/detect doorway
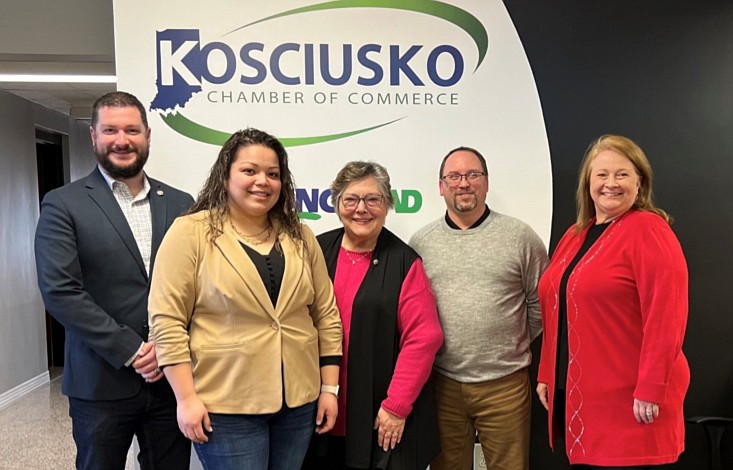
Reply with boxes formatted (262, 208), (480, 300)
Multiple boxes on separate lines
(36, 128), (66, 368)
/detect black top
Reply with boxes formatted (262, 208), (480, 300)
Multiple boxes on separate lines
(556, 222), (611, 390)
(240, 243), (284, 308)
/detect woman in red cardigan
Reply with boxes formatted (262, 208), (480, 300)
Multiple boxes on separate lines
(536, 135), (689, 469)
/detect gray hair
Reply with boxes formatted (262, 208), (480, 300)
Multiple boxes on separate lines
(330, 161), (395, 210)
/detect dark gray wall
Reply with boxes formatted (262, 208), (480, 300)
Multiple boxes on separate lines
(0, 89), (95, 396)
(502, 1), (733, 468)
(0, 92), (46, 393)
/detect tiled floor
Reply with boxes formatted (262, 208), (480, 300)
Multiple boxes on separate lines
(0, 369), (134, 470)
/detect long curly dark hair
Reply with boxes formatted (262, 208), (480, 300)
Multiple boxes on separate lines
(188, 128), (302, 242)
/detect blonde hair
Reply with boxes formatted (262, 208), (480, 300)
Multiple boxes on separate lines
(575, 134), (671, 233)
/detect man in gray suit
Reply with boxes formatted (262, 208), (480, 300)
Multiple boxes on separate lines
(35, 91), (193, 469)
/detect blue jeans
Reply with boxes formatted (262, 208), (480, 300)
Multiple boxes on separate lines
(68, 381), (190, 470)
(194, 401), (317, 470)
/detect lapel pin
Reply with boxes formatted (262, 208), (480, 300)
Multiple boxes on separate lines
(157, 189), (164, 196)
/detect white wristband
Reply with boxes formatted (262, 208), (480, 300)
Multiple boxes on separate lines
(320, 384), (339, 397)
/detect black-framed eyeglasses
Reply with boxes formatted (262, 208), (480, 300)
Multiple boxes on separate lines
(441, 171), (486, 186)
(340, 194), (384, 209)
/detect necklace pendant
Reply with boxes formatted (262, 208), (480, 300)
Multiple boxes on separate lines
(344, 248), (371, 265)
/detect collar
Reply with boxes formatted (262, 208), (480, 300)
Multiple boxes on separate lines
(97, 164), (151, 198)
(445, 205), (491, 230)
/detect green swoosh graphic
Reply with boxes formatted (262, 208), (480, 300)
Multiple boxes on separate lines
(160, 112), (404, 147)
(299, 212), (322, 220)
(227, 0), (487, 72)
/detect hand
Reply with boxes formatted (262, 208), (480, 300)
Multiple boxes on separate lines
(177, 395), (212, 443)
(374, 407), (406, 451)
(132, 341), (164, 383)
(633, 398), (659, 424)
(536, 382), (549, 411)
(315, 391), (338, 434)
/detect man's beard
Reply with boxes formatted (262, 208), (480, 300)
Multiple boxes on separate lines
(96, 145), (149, 180)
(453, 192), (477, 212)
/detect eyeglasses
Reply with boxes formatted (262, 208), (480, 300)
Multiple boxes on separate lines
(440, 171), (486, 186)
(340, 194), (384, 209)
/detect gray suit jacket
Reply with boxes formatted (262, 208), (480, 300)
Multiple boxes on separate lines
(34, 167), (193, 400)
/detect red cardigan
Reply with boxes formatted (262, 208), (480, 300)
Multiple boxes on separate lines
(537, 210), (690, 466)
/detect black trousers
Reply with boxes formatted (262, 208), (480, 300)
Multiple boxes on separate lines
(573, 466), (655, 470)
(302, 434), (384, 470)
(303, 434), (349, 470)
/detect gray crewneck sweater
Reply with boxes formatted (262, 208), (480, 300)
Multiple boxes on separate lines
(410, 210), (548, 383)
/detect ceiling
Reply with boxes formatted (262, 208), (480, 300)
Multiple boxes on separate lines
(0, 56), (116, 120)
(0, 1), (116, 120)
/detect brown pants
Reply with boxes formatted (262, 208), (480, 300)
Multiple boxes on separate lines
(431, 369), (530, 470)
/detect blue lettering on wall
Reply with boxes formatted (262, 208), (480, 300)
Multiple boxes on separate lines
(154, 29), (466, 93)
(296, 188), (335, 213)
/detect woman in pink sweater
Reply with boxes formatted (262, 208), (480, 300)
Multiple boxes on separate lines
(303, 161), (443, 470)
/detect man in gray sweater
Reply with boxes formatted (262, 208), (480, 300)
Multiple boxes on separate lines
(410, 147), (548, 470)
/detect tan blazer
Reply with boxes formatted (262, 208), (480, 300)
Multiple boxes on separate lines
(149, 211), (342, 414)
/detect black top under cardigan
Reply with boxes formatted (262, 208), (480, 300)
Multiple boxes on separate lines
(317, 227), (441, 470)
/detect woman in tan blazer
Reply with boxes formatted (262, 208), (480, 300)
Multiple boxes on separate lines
(148, 128), (342, 470)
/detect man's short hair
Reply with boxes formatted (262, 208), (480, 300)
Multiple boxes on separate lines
(439, 146), (489, 178)
(91, 91), (148, 130)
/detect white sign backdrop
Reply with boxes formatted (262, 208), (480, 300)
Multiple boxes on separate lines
(113, 0), (552, 245)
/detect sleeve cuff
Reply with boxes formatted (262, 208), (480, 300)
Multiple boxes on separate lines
(381, 398), (410, 419)
(319, 355), (342, 367)
(124, 342), (145, 367)
(634, 381), (668, 403)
